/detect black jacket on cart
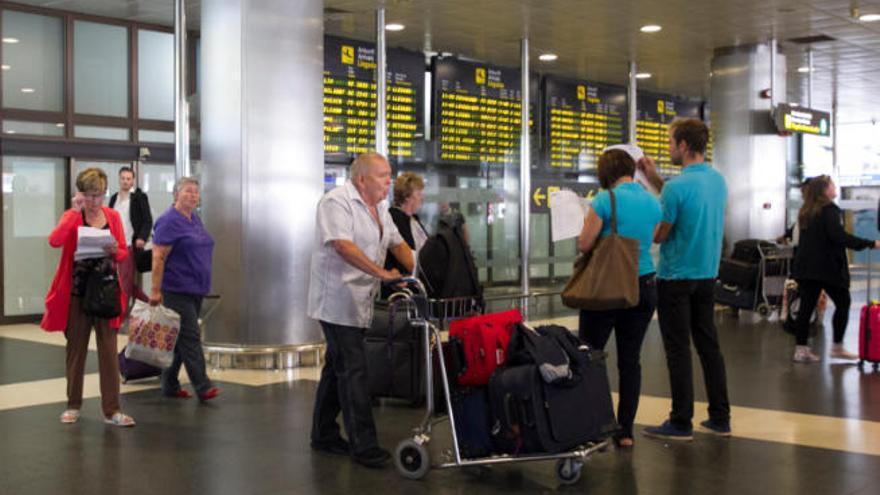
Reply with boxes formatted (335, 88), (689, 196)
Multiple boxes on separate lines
(792, 203), (873, 289)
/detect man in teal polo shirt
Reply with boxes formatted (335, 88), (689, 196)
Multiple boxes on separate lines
(638, 118), (731, 441)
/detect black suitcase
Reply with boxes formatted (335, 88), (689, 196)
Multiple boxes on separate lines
(718, 258), (759, 289)
(731, 239), (777, 263)
(489, 326), (616, 454)
(714, 280), (756, 309)
(365, 300), (425, 404)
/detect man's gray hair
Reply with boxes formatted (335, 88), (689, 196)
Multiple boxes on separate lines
(350, 152), (387, 180)
(173, 176), (200, 198)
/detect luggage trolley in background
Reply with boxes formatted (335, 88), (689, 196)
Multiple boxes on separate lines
(388, 277), (609, 485)
(716, 241), (793, 317)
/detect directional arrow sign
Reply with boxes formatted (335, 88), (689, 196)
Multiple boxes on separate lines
(532, 187), (546, 208)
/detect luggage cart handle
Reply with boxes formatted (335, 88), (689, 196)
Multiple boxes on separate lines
(383, 276), (427, 296)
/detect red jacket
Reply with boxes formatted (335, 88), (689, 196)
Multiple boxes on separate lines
(40, 207), (129, 332)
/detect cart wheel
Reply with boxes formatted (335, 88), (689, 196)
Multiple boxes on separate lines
(757, 304), (771, 318)
(874, 363), (879, 372)
(858, 360), (865, 370)
(555, 458), (583, 486)
(395, 439), (431, 480)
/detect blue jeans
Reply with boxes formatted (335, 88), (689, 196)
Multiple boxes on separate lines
(579, 274), (657, 438)
(657, 278), (730, 430)
(311, 320), (378, 456)
(160, 292), (213, 396)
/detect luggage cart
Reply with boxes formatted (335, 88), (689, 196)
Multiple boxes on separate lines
(716, 242), (793, 318)
(389, 278), (609, 485)
(754, 243), (794, 317)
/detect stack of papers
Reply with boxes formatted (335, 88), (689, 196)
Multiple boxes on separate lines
(74, 226), (115, 261)
(549, 189), (590, 242)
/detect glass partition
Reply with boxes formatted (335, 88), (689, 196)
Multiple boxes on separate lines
(2, 156), (65, 315)
(1, 10), (63, 112)
(138, 29), (174, 121)
(74, 20), (128, 117)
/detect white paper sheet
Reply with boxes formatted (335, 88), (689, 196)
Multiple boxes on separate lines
(74, 226), (115, 261)
(549, 189), (589, 242)
(603, 143), (659, 195)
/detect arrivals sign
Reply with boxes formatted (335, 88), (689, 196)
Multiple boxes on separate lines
(774, 103), (831, 137)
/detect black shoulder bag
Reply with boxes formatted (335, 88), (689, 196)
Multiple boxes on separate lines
(83, 260), (122, 319)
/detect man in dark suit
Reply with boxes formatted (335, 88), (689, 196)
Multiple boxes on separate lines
(109, 166), (152, 302)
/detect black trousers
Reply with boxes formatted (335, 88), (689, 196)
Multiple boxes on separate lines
(656, 278), (730, 430)
(311, 320), (378, 456)
(578, 274), (657, 438)
(792, 279), (851, 346)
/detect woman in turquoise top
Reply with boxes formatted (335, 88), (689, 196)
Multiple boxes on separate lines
(576, 149), (662, 447)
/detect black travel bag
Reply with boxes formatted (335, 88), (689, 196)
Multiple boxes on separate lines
(714, 280), (756, 309)
(365, 299), (425, 404)
(365, 299), (466, 405)
(718, 258), (759, 289)
(418, 216), (482, 302)
(488, 324), (617, 454)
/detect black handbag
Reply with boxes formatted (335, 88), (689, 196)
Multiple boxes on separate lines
(135, 248), (152, 273)
(83, 262), (122, 318)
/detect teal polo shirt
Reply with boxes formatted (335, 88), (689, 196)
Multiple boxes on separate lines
(657, 163), (728, 280)
(591, 182), (662, 276)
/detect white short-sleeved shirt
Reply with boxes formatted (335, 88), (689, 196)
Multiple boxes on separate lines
(307, 181), (404, 328)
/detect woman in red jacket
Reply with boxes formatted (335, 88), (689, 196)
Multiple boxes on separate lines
(41, 167), (134, 427)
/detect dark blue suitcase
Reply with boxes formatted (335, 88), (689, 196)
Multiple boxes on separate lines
(118, 349), (162, 383)
(449, 387), (494, 458)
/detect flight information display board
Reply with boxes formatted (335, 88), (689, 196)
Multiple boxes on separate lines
(636, 92), (703, 177)
(433, 57), (523, 165)
(323, 36), (424, 162)
(543, 76), (628, 171)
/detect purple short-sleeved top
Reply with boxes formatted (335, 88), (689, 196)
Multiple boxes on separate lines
(153, 207), (214, 296)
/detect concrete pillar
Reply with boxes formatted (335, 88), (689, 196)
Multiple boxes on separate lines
(201, 0), (324, 350)
(710, 43), (788, 245)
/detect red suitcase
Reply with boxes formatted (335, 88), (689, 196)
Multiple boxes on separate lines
(859, 252), (880, 370)
(449, 309), (522, 386)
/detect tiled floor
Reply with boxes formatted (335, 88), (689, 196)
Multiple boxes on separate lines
(1, 296), (879, 495)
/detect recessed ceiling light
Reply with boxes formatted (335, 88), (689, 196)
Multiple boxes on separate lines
(2, 37), (19, 44)
(1, 64), (9, 70)
(797, 66), (812, 73)
(20, 88), (35, 93)
(858, 13), (880, 22)
(635, 72), (652, 79)
(5, 130), (16, 134)
(640, 25), (662, 33)
(385, 23), (405, 31)
(55, 123), (65, 128)
(538, 53), (558, 62)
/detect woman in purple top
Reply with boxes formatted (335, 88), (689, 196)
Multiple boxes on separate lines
(150, 177), (219, 401)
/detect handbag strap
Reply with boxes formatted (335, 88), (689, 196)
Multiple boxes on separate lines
(608, 188), (619, 234)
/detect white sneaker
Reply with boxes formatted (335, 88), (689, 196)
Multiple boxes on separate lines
(792, 346), (821, 363)
(830, 344), (859, 360)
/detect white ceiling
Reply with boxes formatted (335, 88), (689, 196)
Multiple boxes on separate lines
(7, 0), (880, 124)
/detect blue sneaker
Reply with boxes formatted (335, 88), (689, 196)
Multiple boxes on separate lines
(699, 419), (732, 437)
(642, 420), (693, 441)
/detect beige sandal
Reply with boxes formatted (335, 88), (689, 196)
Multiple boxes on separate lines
(104, 412), (136, 427)
(60, 409), (80, 424)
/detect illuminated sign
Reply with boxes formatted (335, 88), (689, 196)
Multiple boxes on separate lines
(323, 36), (424, 161)
(636, 92), (703, 178)
(774, 103), (830, 136)
(433, 57), (528, 165)
(543, 76), (628, 171)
